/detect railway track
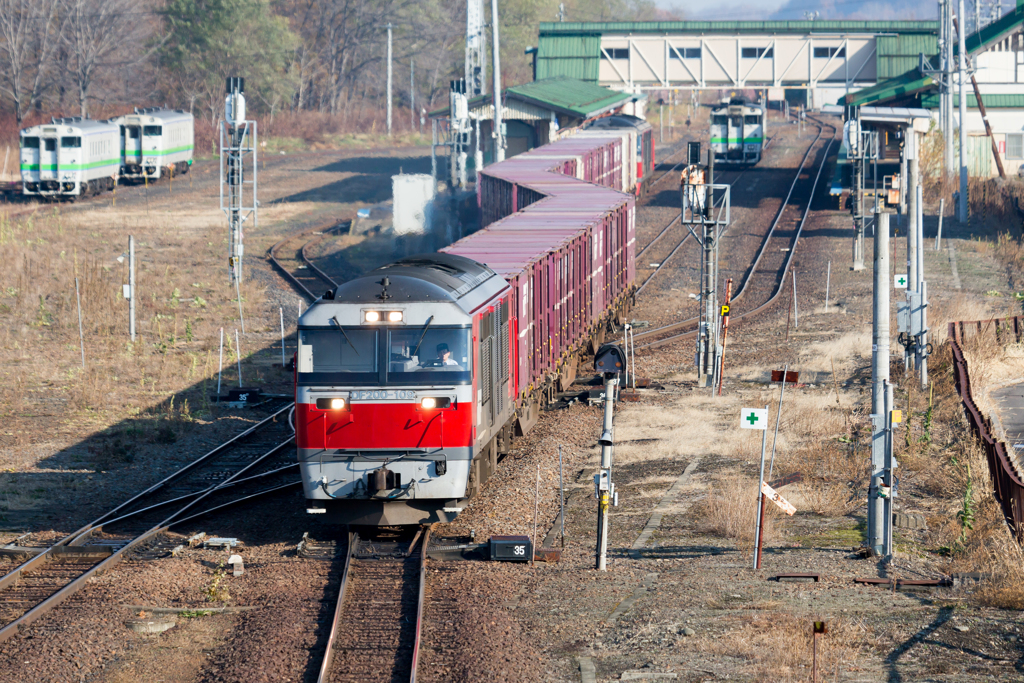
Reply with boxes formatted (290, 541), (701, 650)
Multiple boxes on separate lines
(268, 219), (350, 301)
(634, 118), (837, 350)
(0, 400), (300, 644)
(317, 527), (431, 683)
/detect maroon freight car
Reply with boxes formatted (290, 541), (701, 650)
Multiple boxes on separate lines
(444, 133), (636, 428)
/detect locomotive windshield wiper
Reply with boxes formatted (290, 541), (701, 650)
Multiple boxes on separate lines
(331, 315), (360, 356)
(411, 315), (434, 357)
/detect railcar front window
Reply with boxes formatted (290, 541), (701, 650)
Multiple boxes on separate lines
(22, 137), (39, 149)
(712, 116), (727, 126)
(44, 139), (56, 151)
(299, 329), (377, 373)
(387, 328), (471, 383)
(143, 126), (162, 136)
(61, 137), (81, 148)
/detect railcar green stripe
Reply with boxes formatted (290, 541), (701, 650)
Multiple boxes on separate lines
(21, 158), (120, 171)
(125, 144), (194, 158)
(710, 137), (764, 144)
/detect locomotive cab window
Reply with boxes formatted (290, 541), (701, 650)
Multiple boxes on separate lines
(143, 126), (162, 136)
(22, 137), (39, 149)
(61, 137), (81, 148)
(387, 327), (471, 382)
(298, 328), (377, 375)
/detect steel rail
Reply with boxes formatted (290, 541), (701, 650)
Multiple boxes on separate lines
(317, 531), (356, 683)
(636, 121), (836, 351)
(408, 526), (432, 683)
(0, 403), (293, 593)
(632, 122), (829, 347)
(268, 219), (349, 301)
(0, 436), (296, 644)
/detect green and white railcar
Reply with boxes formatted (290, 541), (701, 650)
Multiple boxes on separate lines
(20, 117), (119, 198)
(710, 98), (765, 165)
(111, 107), (194, 181)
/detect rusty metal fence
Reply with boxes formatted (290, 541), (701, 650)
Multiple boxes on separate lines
(948, 317), (1024, 542)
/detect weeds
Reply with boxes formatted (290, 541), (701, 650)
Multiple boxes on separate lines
(205, 562), (230, 603)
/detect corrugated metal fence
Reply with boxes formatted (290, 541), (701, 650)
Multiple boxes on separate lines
(949, 316), (1024, 542)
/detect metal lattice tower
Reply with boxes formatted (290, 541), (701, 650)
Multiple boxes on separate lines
(221, 77), (258, 284)
(466, 0), (487, 97)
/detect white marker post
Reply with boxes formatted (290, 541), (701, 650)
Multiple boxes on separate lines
(217, 328), (224, 399)
(279, 307), (286, 367)
(742, 406), (769, 569)
(824, 261), (831, 313)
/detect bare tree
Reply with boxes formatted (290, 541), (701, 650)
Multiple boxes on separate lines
(63, 0), (158, 117)
(0, 0), (64, 124)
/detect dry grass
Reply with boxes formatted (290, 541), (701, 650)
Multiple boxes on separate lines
(693, 474), (779, 554)
(694, 613), (870, 681)
(0, 202), (288, 472)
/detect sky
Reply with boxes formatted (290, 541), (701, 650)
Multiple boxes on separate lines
(656, 0), (942, 20)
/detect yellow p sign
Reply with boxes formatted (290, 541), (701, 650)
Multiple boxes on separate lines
(891, 410), (902, 424)
(720, 305), (730, 316)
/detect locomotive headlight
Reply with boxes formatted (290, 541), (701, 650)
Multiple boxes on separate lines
(364, 311), (380, 323)
(420, 397), (452, 410)
(388, 311), (403, 322)
(315, 397), (347, 410)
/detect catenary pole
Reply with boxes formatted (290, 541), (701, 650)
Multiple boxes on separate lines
(490, 0), (504, 162)
(386, 23), (393, 137)
(958, 0), (969, 223)
(869, 211), (890, 555)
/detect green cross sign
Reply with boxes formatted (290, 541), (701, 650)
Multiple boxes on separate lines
(741, 408), (768, 430)
(898, 277), (906, 285)
(895, 274), (908, 289)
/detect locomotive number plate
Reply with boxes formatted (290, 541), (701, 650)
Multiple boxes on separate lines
(349, 390), (417, 401)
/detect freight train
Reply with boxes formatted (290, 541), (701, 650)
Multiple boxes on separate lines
(19, 109), (194, 199)
(296, 129), (638, 526)
(710, 97), (766, 165)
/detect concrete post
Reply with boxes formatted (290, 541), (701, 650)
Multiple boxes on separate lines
(128, 235), (136, 342)
(869, 211), (890, 555)
(596, 376), (617, 571)
(958, 0), (969, 223)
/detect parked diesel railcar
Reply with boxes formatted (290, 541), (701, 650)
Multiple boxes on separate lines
(20, 117), (119, 198)
(295, 132), (636, 525)
(710, 97), (766, 164)
(110, 107), (194, 181)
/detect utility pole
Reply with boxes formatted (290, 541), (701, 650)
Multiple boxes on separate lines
(869, 210), (890, 556)
(490, 0), (504, 163)
(387, 23), (393, 137)
(221, 77), (257, 285)
(958, 0), (969, 223)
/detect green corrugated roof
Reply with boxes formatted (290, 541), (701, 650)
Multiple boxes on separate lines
(427, 77), (632, 119)
(507, 77), (632, 118)
(536, 34), (600, 80)
(538, 21), (938, 34)
(877, 34), (938, 79)
(838, 70), (934, 106)
(955, 6), (1024, 57)
(921, 93), (1024, 108)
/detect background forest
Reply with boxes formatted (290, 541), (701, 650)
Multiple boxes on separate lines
(0, 0), (671, 148)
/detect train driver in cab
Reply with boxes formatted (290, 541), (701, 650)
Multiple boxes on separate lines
(434, 342), (462, 370)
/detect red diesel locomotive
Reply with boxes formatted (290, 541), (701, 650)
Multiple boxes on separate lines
(296, 128), (638, 525)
